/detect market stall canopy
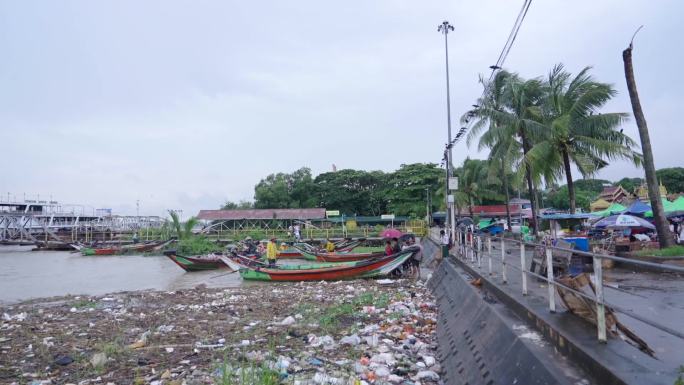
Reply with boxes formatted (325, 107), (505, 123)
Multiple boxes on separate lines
(593, 214), (655, 230)
(624, 200), (651, 216)
(643, 198), (676, 218)
(591, 203), (627, 218)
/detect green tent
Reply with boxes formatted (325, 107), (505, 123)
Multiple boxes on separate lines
(644, 198), (676, 217)
(591, 203), (627, 217)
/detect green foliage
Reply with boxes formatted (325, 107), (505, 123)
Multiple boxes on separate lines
(222, 200), (254, 210)
(455, 158), (504, 212)
(384, 163), (444, 217)
(314, 169), (388, 216)
(656, 167), (684, 194)
(635, 246), (684, 258)
(168, 211), (198, 239)
(572, 179), (612, 195)
(546, 186), (593, 211)
(177, 236), (222, 255)
(254, 167), (317, 209)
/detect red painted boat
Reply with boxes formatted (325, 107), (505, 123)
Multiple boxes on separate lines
(237, 246), (417, 281)
(313, 250), (386, 262)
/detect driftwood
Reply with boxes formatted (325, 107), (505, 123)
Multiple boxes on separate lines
(556, 273), (655, 357)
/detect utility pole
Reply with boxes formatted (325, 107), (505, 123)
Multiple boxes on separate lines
(622, 30), (673, 248)
(438, 20), (455, 233)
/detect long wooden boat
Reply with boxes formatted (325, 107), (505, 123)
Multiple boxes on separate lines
(233, 246), (417, 281)
(81, 239), (174, 256)
(313, 250), (386, 263)
(165, 252), (228, 272)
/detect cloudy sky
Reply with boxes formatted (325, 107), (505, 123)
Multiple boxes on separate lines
(1, 0), (681, 216)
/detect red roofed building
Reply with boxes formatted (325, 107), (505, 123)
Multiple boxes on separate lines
(456, 199), (532, 219)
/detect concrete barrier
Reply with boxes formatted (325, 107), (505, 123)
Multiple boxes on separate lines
(427, 253), (581, 384)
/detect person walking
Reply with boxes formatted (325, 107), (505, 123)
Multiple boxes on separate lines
(266, 237), (278, 268)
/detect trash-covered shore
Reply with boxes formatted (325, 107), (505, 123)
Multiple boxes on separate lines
(0, 279), (441, 385)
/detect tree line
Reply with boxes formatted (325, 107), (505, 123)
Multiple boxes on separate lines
(222, 163), (445, 218)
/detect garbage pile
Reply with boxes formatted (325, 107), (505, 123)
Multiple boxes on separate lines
(0, 279), (441, 384)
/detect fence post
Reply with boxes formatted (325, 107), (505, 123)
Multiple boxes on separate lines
(477, 236), (482, 268)
(487, 237), (492, 275)
(545, 247), (556, 313)
(520, 242), (527, 295)
(593, 256), (607, 342)
(469, 233), (474, 263)
(500, 238), (507, 284)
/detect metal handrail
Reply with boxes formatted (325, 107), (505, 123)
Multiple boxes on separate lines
(439, 229), (684, 345)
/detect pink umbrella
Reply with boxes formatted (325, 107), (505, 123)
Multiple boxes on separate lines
(380, 228), (403, 238)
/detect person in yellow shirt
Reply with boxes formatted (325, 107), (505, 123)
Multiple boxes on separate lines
(266, 237), (278, 267)
(325, 239), (335, 253)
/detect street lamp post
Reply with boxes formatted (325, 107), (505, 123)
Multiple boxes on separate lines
(438, 20), (455, 233)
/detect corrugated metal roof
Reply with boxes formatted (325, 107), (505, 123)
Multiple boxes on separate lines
(197, 208), (327, 221)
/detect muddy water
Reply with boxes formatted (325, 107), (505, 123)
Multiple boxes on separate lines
(0, 246), (245, 304)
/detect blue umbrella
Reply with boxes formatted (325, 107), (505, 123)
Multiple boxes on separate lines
(593, 214), (655, 230)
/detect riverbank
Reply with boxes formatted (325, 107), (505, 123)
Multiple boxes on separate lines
(0, 279), (440, 385)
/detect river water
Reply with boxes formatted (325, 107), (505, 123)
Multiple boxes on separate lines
(0, 246), (244, 304)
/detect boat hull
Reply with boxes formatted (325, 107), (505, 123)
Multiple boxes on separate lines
(165, 254), (226, 272)
(239, 247), (416, 281)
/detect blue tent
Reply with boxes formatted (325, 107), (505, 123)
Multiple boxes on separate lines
(624, 200), (651, 216)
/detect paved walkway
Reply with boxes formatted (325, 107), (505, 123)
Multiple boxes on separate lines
(450, 237), (684, 375)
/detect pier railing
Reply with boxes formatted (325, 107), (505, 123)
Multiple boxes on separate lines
(438, 229), (684, 344)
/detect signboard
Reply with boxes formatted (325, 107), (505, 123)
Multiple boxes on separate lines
(325, 210), (340, 217)
(447, 194), (454, 204)
(449, 177), (459, 190)
(381, 214), (395, 220)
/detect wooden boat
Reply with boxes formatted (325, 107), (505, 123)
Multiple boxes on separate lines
(81, 239), (174, 256)
(164, 251), (229, 272)
(312, 250), (386, 263)
(233, 246), (417, 281)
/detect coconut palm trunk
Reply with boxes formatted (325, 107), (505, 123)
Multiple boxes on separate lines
(561, 149), (577, 214)
(520, 130), (539, 234)
(501, 160), (512, 229)
(623, 43), (673, 248)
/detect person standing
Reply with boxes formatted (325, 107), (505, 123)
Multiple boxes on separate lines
(384, 240), (393, 256)
(294, 224), (301, 241)
(266, 237), (278, 268)
(440, 229), (449, 260)
(325, 239), (335, 253)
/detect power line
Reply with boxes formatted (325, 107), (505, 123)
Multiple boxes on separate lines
(444, 0), (533, 154)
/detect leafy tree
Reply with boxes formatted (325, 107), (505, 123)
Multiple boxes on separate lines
(253, 167), (317, 209)
(168, 210), (198, 239)
(527, 64), (641, 213)
(313, 169), (387, 215)
(572, 179), (612, 195)
(454, 158), (503, 217)
(546, 186), (593, 211)
(221, 200), (254, 210)
(383, 163), (443, 217)
(656, 167), (684, 194)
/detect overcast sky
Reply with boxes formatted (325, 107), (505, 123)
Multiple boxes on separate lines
(1, 0), (681, 216)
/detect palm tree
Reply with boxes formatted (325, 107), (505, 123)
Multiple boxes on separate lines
(455, 158), (502, 218)
(527, 64), (642, 213)
(168, 210), (199, 239)
(465, 71), (547, 233)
